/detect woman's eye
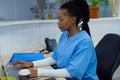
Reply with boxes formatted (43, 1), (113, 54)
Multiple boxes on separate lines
(59, 18), (63, 21)
(60, 19), (63, 21)
(58, 16), (64, 22)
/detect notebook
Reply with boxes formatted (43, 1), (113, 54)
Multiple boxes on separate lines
(0, 52), (44, 80)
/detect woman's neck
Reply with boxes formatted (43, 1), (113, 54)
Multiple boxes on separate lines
(68, 26), (80, 38)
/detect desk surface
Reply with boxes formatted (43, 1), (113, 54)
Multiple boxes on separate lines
(0, 52), (65, 80)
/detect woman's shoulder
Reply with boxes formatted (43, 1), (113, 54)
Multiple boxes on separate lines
(78, 30), (93, 44)
(79, 30), (91, 40)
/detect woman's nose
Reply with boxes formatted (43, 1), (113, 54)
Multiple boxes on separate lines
(57, 21), (60, 25)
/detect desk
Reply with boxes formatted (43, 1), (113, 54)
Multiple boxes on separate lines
(0, 52), (65, 80)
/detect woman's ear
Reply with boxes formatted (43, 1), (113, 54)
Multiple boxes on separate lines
(71, 16), (76, 25)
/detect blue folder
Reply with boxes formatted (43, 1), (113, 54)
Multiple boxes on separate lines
(9, 52), (44, 63)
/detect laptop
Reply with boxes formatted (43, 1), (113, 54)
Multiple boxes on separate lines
(0, 52), (44, 80)
(0, 54), (19, 79)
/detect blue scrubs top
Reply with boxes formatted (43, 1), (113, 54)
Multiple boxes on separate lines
(52, 31), (99, 80)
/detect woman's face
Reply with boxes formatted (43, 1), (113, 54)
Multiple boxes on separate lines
(57, 9), (75, 32)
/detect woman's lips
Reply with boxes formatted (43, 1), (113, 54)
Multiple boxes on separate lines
(58, 26), (61, 29)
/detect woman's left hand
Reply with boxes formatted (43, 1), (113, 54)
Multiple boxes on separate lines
(29, 69), (38, 78)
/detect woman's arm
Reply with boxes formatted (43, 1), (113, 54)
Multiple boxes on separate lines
(31, 57), (72, 78)
(32, 57), (56, 67)
(37, 68), (72, 78)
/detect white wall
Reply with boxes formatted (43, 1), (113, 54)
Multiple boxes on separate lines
(0, 0), (16, 21)
(15, 0), (36, 20)
(118, 1), (120, 17)
(0, 20), (61, 54)
(0, 24), (40, 53)
(0, 0), (35, 21)
(0, 18), (120, 54)
(89, 18), (120, 43)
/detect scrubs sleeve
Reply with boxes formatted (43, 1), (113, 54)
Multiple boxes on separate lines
(66, 40), (92, 80)
(51, 47), (57, 60)
(52, 31), (67, 60)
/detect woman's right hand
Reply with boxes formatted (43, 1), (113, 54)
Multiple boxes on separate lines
(12, 60), (33, 68)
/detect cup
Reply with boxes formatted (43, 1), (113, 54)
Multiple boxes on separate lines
(18, 69), (30, 80)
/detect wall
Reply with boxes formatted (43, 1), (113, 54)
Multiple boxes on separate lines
(89, 18), (120, 43)
(0, 20), (60, 54)
(15, 0), (36, 20)
(0, 0), (35, 21)
(0, 18), (120, 54)
(0, 0), (16, 21)
(118, 2), (120, 17)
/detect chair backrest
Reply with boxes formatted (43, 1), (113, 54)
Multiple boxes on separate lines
(95, 33), (120, 80)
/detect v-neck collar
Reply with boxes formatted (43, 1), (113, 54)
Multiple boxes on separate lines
(66, 30), (85, 43)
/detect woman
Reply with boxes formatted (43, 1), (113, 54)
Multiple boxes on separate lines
(13, 0), (99, 80)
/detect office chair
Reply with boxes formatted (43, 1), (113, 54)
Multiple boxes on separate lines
(95, 33), (120, 80)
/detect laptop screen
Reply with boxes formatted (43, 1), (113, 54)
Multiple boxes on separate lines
(0, 53), (9, 77)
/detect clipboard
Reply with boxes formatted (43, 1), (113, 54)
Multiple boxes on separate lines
(8, 52), (44, 63)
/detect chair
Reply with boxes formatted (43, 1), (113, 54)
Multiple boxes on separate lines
(95, 33), (120, 80)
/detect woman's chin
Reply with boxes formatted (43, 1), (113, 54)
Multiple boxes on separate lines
(59, 28), (63, 31)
